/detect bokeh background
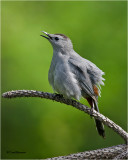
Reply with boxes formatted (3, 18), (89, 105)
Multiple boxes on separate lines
(1, 1), (127, 159)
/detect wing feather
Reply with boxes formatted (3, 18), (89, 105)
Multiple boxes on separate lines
(68, 58), (95, 97)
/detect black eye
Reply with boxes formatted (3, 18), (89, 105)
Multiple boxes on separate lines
(55, 37), (59, 41)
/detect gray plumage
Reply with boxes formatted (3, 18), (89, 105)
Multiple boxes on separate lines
(41, 31), (105, 138)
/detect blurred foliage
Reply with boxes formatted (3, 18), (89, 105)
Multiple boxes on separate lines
(1, 1), (127, 159)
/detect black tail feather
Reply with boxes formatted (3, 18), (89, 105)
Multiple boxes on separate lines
(93, 100), (105, 138)
(95, 119), (105, 138)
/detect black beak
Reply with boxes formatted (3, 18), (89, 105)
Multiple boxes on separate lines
(40, 31), (50, 39)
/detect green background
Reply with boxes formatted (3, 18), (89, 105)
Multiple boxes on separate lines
(1, 1), (127, 159)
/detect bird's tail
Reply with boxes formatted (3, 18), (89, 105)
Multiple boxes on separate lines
(93, 100), (105, 138)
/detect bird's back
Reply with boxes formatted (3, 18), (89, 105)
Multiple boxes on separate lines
(70, 51), (105, 86)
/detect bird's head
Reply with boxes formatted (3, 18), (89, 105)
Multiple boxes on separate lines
(40, 31), (73, 52)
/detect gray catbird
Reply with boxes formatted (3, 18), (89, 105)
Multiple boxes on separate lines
(40, 31), (105, 138)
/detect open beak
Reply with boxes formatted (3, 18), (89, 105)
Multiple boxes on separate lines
(40, 31), (50, 39)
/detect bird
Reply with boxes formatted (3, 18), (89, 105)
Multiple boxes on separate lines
(40, 31), (105, 138)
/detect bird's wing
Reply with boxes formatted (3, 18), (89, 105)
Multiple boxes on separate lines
(68, 58), (95, 98)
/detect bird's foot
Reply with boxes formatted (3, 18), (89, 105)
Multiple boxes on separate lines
(54, 93), (63, 99)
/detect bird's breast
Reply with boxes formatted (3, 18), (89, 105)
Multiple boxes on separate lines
(48, 55), (81, 100)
